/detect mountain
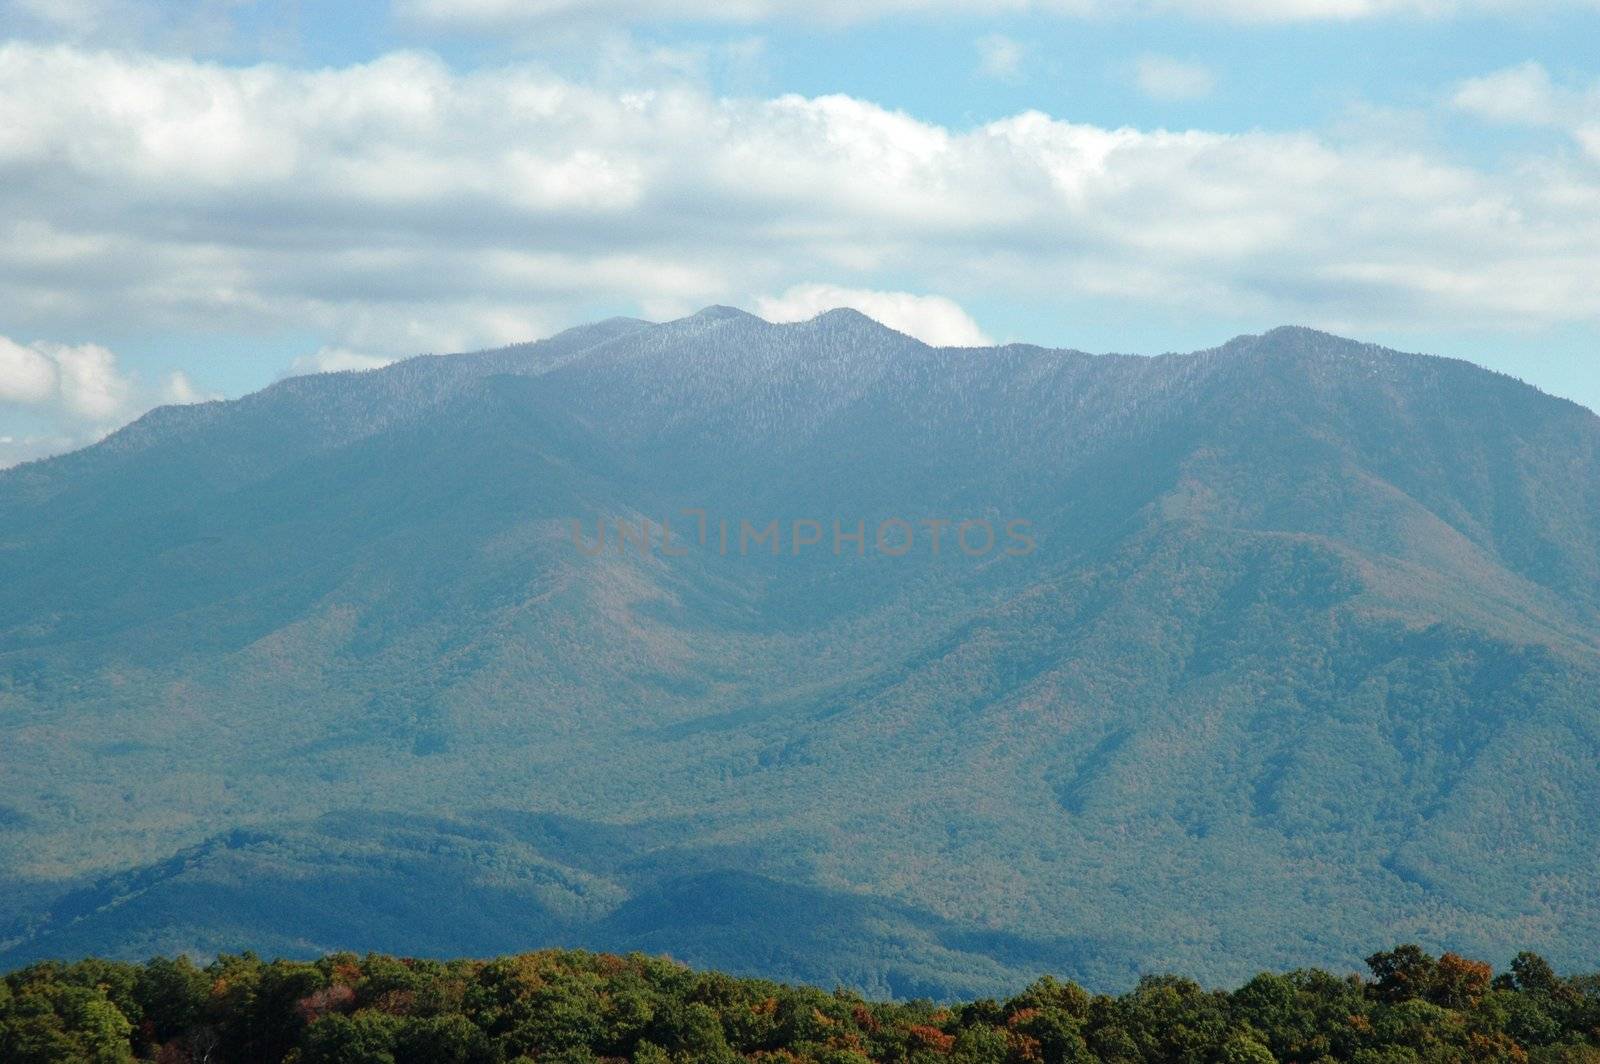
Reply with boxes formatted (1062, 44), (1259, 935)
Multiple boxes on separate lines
(2, 309), (1598, 998)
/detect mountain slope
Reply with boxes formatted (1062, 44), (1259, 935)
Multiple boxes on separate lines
(1, 311), (1597, 995)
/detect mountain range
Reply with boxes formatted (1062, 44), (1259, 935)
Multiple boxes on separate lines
(2, 307), (1598, 998)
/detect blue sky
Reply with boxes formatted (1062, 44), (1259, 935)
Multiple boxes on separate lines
(0, 0), (1597, 465)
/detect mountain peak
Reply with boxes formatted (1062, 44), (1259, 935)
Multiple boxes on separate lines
(802, 306), (910, 338)
(1212, 324), (1380, 365)
(1260, 324), (1339, 341)
(814, 306), (872, 321)
(1226, 324), (1360, 350)
(688, 304), (760, 323)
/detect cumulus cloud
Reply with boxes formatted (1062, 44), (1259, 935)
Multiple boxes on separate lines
(0, 331), (211, 467)
(396, 0), (1596, 28)
(0, 338), (129, 421)
(54, 341), (135, 420)
(756, 285), (993, 345)
(3, 40), (1600, 461)
(1134, 54), (1216, 100)
(1453, 61), (1567, 125)
(0, 336), (57, 405)
(1453, 63), (1600, 162)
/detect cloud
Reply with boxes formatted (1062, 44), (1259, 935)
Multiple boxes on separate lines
(3, 40), (1600, 460)
(396, 0), (1598, 28)
(0, 338), (130, 421)
(46, 340), (131, 420)
(286, 347), (400, 377)
(0, 331), (211, 467)
(1454, 61), (1566, 125)
(0, 0), (255, 53)
(1453, 62), (1600, 162)
(0, 336), (58, 405)
(1134, 54), (1216, 101)
(756, 285), (993, 345)
(161, 369), (204, 405)
(976, 34), (1025, 81)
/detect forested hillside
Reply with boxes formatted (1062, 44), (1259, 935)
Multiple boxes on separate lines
(6, 944), (1600, 1063)
(3, 310), (1599, 994)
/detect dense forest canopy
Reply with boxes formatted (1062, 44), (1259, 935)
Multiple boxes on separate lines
(4, 944), (1598, 1063)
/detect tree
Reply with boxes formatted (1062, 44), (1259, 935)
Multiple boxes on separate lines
(1431, 953), (1492, 1010)
(1367, 946), (1439, 1004)
(135, 957), (209, 1044)
(1510, 954), (1564, 997)
(393, 1014), (491, 1064)
(1220, 1034), (1278, 1064)
(299, 1012), (402, 1064)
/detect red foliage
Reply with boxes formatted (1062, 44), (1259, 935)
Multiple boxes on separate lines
(1007, 1031), (1045, 1063)
(1465, 1031), (1529, 1063)
(330, 960), (364, 986)
(294, 983), (357, 1024)
(908, 1023), (955, 1053)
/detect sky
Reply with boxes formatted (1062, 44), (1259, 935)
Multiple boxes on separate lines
(0, 0), (1598, 466)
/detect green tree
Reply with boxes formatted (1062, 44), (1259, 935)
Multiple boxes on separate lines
(1220, 1034), (1278, 1064)
(1367, 946), (1439, 1004)
(300, 1012), (403, 1064)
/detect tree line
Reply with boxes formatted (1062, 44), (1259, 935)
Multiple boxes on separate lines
(3, 943), (1598, 1063)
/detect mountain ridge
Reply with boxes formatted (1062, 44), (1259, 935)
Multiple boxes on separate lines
(2, 310), (1598, 996)
(11, 314), (1586, 486)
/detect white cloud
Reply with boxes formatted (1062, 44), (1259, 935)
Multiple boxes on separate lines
(0, 335), (58, 404)
(976, 34), (1025, 81)
(2, 41), (1600, 464)
(286, 347), (399, 377)
(0, 331), (210, 467)
(42, 341), (130, 420)
(0, 338), (131, 422)
(396, 0), (1597, 28)
(1134, 54), (1216, 101)
(1453, 62), (1600, 162)
(756, 285), (993, 345)
(1454, 61), (1564, 125)
(161, 369), (210, 404)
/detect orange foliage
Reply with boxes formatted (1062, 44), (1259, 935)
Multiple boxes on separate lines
(1436, 953), (1493, 1008)
(1465, 1031), (1529, 1063)
(1006, 1030), (1045, 1064)
(330, 960), (364, 987)
(908, 1023), (955, 1053)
